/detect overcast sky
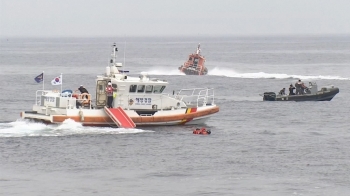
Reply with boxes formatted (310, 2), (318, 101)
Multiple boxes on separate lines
(1, 0), (350, 37)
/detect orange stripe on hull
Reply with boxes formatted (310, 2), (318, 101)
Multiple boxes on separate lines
(179, 107), (198, 125)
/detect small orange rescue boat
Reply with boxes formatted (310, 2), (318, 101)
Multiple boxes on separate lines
(178, 43), (208, 75)
(193, 128), (211, 135)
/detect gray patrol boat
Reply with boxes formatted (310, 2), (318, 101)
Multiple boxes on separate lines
(262, 82), (339, 101)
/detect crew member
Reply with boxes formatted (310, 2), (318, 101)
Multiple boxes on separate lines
(75, 85), (89, 99)
(289, 84), (295, 95)
(295, 80), (304, 95)
(300, 80), (307, 94)
(279, 88), (286, 95)
(76, 85), (89, 94)
(106, 82), (115, 108)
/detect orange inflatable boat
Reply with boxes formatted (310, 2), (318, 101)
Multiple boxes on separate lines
(193, 128), (211, 135)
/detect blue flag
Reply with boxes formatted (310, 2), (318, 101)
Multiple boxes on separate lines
(34, 73), (44, 83)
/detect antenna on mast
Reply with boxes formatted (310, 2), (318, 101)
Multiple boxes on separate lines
(124, 41), (126, 72)
(110, 43), (118, 65)
(196, 43), (201, 54)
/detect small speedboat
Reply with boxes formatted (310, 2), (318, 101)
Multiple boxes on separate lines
(193, 128), (211, 135)
(178, 43), (208, 75)
(262, 82), (339, 101)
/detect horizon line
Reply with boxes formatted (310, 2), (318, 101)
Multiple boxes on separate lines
(1, 33), (350, 39)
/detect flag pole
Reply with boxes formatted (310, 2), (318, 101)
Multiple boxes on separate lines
(43, 71), (45, 90)
(60, 73), (63, 93)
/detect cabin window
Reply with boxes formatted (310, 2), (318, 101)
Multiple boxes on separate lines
(153, 85), (166, 94)
(129, 85), (137, 92)
(137, 85), (145, 93)
(112, 84), (118, 91)
(194, 58), (199, 63)
(145, 85), (153, 93)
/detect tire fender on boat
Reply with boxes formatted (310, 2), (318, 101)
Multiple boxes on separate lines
(80, 93), (91, 104)
(79, 110), (84, 122)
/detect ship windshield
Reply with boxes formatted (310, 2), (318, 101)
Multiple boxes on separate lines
(145, 85), (153, 93)
(129, 85), (137, 92)
(153, 85), (166, 94)
(137, 85), (145, 93)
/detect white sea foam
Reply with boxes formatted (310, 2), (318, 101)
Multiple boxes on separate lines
(0, 119), (152, 138)
(143, 66), (349, 80)
(208, 67), (350, 80)
(146, 67), (185, 75)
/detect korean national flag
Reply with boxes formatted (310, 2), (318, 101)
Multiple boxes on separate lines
(51, 76), (62, 85)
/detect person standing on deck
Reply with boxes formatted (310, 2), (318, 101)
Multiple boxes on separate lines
(289, 84), (296, 95)
(295, 80), (303, 95)
(106, 82), (115, 108)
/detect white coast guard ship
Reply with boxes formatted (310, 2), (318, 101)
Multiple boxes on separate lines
(20, 43), (219, 128)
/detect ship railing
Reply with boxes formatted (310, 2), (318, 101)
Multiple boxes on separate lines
(35, 90), (54, 105)
(175, 88), (215, 107)
(61, 92), (93, 109)
(35, 90), (93, 109)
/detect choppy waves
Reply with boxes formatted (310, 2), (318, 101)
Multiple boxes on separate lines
(208, 67), (350, 80)
(0, 119), (152, 137)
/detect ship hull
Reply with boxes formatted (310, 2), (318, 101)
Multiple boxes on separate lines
(21, 105), (219, 127)
(179, 67), (208, 75)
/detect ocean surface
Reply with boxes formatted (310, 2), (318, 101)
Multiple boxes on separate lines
(1, 36), (350, 196)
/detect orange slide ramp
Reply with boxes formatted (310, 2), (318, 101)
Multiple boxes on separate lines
(104, 107), (136, 128)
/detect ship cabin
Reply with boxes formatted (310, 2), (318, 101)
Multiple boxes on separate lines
(95, 63), (189, 111)
(184, 44), (205, 69)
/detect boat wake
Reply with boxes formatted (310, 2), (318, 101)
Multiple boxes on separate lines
(146, 67), (185, 75)
(0, 119), (152, 138)
(208, 67), (350, 80)
(145, 67), (349, 80)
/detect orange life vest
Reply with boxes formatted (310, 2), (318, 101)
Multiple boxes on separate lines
(106, 86), (113, 96)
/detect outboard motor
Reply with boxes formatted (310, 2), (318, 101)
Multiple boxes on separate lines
(263, 92), (276, 101)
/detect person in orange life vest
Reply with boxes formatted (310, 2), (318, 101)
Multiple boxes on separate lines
(106, 82), (116, 108)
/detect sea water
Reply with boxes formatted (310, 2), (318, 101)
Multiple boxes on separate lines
(1, 36), (350, 196)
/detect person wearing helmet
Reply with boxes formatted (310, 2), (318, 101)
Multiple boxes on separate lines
(75, 85), (89, 100)
(106, 82), (116, 108)
(76, 85), (89, 94)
